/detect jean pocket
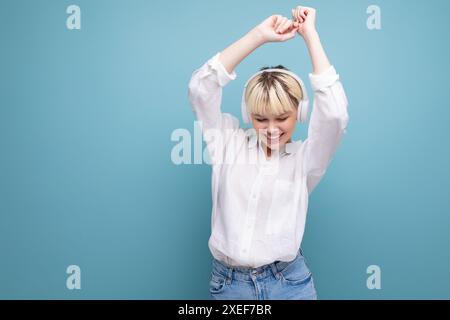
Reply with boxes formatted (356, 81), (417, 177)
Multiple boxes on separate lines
(209, 272), (226, 294)
(279, 255), (312, 286)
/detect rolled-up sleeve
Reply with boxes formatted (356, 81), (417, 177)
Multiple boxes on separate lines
(303, 65), (349, 194)
(187, 52), (240, 164)
(188, 52), (239, 131)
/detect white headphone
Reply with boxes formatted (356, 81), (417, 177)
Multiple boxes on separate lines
(241, 68), (309, 124)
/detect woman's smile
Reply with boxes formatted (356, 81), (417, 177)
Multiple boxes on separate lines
(267, 133), (284, 144)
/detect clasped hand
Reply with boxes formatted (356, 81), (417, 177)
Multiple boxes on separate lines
(255, 5), (317, 43)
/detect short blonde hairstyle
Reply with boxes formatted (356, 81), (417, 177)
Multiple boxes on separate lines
(244, 66), (303, 118)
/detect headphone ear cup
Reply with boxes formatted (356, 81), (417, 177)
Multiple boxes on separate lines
(297, 100), (309, 123)
(297, 102), (302, 123)
(241, 91), (250, 124)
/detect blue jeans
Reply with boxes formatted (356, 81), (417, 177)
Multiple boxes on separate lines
(209, 249), (317, 300)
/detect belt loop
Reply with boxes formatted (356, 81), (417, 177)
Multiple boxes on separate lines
(270, 262), (281, 280)
(226, 267), (233, 285)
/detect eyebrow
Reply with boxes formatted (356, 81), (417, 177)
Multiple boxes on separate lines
(253, 112), (290, 118)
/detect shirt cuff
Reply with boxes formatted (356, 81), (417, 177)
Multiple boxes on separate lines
(207, 52), (237, 87)
(308, 65), (339, 92)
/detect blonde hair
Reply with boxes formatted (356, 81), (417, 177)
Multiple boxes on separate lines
(244, 66), (303, 118)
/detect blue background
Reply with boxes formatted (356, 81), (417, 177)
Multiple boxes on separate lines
(1, 0), (449, 299)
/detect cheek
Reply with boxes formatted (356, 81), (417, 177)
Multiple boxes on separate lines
(281, 121), (296, 134)
(252, 121), (266, 131)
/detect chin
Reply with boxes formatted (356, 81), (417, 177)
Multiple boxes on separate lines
(267, 142), (285, 151)
(259, 132), (291, 150)
(264, 138), (287, 150)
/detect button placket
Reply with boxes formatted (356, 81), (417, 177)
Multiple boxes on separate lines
(261, 158), (280, 176)
(241, 173), (262, 257)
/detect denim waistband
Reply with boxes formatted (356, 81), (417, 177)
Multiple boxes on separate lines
(212, 249), (303, 283)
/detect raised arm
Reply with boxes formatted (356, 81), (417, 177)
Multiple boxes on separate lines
(292, 5), (350, 194)
(292, 6), (330, 74)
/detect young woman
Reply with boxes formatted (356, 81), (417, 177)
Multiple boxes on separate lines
(188, 5), (349, 300)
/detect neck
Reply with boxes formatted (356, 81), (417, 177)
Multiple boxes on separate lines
(265, 146), (272, 160)
(261, 138), (292, 160)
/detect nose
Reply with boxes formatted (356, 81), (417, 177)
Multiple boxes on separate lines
(267, 122), (280, 136)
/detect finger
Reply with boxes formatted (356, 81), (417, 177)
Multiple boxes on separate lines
(273, 15), (282, 28)
(288, 26), (297, 34)
(295, 6), (302, 18)
(290, 23), (299, 33)
(299, 9), (307, 20)
(275, 17), (288, 32)
(274, 16), (283, 30)
(281, 28), (297, 41)
(293, 8), (299, 21)
(278, 19), (292, 33)
(278, 16), (287, 26)
(279, 24), (297, 39)
(302, 7), (313, 18)
(271, 15), (278, 26)
(286, 20), (296, 32)
(296, 8), (305, 22)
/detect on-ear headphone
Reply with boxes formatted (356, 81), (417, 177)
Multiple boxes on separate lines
(241, 68), (309, 124)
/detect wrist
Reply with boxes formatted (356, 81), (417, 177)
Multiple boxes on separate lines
(302, 29), (319, 42)
(249, 26), (267, 46)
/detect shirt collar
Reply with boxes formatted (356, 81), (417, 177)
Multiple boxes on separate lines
(246, 129), (302, 155)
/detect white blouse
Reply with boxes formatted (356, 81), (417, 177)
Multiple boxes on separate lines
(188, 52), (349, 268)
